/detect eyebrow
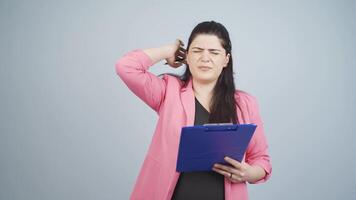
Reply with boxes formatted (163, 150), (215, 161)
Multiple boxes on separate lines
(191, 47), (222, 52)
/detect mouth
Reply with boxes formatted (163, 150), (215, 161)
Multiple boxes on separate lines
(198, 66), (212, 71)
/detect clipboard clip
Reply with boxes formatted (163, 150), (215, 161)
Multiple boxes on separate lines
(203, 123), (233, 126)
(203, 123), (238, 132)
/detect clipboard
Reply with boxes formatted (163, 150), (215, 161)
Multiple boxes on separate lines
(176, 123), (257, 172)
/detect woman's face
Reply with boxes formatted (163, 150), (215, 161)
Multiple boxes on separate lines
(186, 34), (230, 84)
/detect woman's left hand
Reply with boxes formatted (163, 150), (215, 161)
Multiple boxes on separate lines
(212, 156), (254, 183)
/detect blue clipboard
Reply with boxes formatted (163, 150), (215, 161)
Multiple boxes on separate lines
(176, 123), (257, 172)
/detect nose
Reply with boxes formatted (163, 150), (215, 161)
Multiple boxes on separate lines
(201, 51), (211, 63)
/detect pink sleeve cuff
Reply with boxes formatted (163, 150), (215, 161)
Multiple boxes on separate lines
(130, 49), (155, 70)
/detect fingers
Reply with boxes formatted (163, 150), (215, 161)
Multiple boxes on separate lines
(176, 38), (184, 45)
(213, 163), (239, 176)
(212, 166), (232, 178)
(224, 156), (243, 170)
(212, 163), (246, 183)
(164, 60), (184, 66)
(174, 44), (186, 64)
(176, 42), (186, 57)
(171, 62), (183, 68)
(178, 46), (186, 56)
(176, 38), (184, 46)
(164, 39), (187, 66)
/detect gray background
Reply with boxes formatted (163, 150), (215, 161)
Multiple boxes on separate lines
(1, 0), (355, 199)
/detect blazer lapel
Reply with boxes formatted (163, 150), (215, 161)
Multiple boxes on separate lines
(180, 79), (246, 125)
(181, 78), (195, 126)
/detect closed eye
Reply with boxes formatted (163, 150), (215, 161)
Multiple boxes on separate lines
(193, 51), (219, 55)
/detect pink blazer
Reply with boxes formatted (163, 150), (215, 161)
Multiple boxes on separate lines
(115, 49), (272, 200)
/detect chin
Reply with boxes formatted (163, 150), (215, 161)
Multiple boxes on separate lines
(194, 76), (217, 83)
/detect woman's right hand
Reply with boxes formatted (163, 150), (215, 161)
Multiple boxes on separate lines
(164, 39), (187, 68)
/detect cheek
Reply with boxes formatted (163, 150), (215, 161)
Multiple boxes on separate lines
(214, 63), (228, 77)
(186, 57), (198, 71)
(186, 54), (196, 65)
(216, 57), (227, 66)
(189, 65), (199, 76)
(214, 66), (224, 77)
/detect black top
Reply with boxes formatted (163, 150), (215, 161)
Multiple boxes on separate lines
(171, 97), (225, 200)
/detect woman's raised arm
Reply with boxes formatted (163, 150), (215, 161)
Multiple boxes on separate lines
(115, 40), (185, 113)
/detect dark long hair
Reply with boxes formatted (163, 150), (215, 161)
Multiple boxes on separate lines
(162, 21), (238, 124)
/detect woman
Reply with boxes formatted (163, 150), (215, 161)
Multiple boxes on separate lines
(115, 21), (272, 200)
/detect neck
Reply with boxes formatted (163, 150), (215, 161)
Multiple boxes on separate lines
(192, 78), (217, 100)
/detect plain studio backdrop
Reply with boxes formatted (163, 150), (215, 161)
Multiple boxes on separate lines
(1, 0), (355, 199)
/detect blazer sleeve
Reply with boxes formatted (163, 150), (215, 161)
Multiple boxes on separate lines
(244, 95), (272, 184)
(115, 49), (166, 113)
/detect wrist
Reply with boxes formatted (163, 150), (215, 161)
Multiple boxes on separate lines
(160, 44), (175, 58)
(143, 45), (172, 64)
(247, 165), (266, 183)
